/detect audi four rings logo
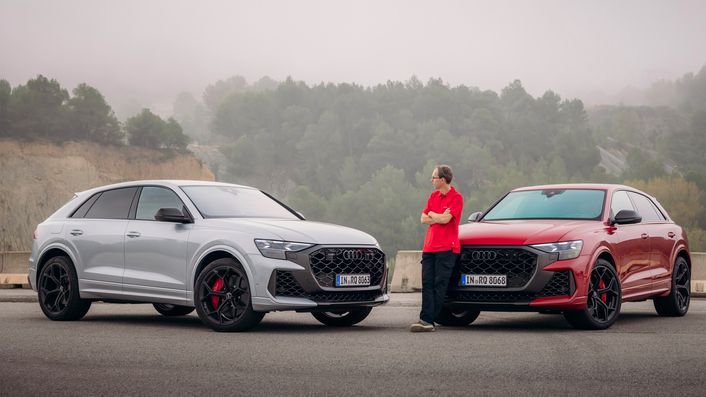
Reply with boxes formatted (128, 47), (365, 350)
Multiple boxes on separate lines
(341, 249), (374, 261)
(471, 251), (498, 261)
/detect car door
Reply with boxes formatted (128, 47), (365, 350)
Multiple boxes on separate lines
(122, 186), (192, 301)
(608, 190), (652, 294)
(64, 187), (138, 288)
(628, 192), (674, 289)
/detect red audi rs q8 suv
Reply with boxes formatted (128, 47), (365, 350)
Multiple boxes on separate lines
(438, 184), (691, 330)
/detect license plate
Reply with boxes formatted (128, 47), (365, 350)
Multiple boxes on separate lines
(461, 274), (507, 287)
(335, 274), (371, 287)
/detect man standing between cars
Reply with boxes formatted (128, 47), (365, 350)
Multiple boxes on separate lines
(410, 165), (463, 332)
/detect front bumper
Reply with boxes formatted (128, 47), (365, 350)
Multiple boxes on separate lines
(446, 246), (590, 311)
(253, 245), (389, 312)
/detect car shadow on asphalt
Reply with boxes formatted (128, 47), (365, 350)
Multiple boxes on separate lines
(253, 320), (386, 334)
(80, 313), (207, 330)
(79, 313), (386, 333)
(438, 311), (663, 333)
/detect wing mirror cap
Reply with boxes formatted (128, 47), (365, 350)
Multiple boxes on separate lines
(467, 211), (483, 223)
(612, 209), (642, 225)
(155, 207), (192, 223)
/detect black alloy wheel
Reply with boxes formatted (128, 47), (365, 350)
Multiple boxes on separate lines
(153, 303), (195, 316)
(38, 256), (91, 321)
(311, 307), (373, 326)
(564, 259), (621, 330)
(194, 258), (265, 332)
(435, 306), (481, 326)
(654, 256), (690, 316)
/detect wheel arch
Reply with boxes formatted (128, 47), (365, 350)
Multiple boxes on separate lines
(36, 244), (78, 284)
(674, 247), (691, 271)
(190, 245), (256, 294)
(596, 250), (617, 270)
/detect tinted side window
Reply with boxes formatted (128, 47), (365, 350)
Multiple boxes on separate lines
(85, 188), (138, 220)
(136, 187), (185, 221)
(628, 192), (661, 223)
(610, 191), (634, 217)
(71, 193), (101, 218)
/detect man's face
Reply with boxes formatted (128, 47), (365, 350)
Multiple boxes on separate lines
(431, 169), (445, 190)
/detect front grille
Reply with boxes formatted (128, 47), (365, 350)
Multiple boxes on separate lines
(448, 270), (573, 303)
(536, 271), (572, 298)
(448, 291), (536, 303)
(275, 271), (381, 303)
(307, 291), (381, 303)
(275, 270), (307, 297)
(457, 248), (537, 288)
(309, 247), (385, 288)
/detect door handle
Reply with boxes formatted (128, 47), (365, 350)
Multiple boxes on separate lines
(641, 233), (649, 239)
(70, 229), (84, 236)
(126, 231), (141, 238)
(667, 232), (675, 238)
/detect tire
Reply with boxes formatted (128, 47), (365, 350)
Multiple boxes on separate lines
(153, 303), (195, 316)
(653, 256), (690, 317)
(563, 259), (621, 330)
(311, 307), (372, 327)
(37, 255), (91, 321)
(435, 306), (480, 326)
(194, 258), (265, 332)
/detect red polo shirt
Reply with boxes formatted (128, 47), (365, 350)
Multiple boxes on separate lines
(422, 186), (463, 254)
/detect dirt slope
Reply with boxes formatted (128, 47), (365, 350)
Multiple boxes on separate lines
(0, 139), (214, 251)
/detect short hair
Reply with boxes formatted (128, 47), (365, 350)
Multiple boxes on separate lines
(436, 165), (453, 184)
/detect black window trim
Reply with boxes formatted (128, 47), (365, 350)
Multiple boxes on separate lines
(626, 191), (667, 223)
(70, 191), (102, 218)
(131, 185), (194, 223)
(609, 189), (637, 220)
(70, 187), (139, 220)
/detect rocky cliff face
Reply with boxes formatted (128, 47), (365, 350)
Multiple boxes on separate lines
(0, 139), (214, 251)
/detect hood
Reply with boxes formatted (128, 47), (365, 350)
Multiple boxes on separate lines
(204, 218), (378, 246)
(459, 219), (593, 246)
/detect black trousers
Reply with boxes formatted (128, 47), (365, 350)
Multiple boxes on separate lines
(420, 250), (457, 324)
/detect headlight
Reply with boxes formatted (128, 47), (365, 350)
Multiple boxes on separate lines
(254, 239), (314, 260)
(530, 240), (583, 260)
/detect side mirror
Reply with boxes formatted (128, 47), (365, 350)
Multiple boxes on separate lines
(612, 209), (641, 225)
(155, 207), (192, 223)
(467, 211), (483, 223)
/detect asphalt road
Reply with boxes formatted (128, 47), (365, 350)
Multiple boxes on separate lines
(1, 298), (705, 396)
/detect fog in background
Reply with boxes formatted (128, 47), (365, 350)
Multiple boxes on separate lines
(1, 0), (705, 117)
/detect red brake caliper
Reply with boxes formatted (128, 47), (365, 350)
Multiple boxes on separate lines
(598, 279), (607, 303)
(211, 278), (225, 308)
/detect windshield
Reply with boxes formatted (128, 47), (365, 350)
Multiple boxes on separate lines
(483, 189), (606, 221)
(181, 186), (300, 220)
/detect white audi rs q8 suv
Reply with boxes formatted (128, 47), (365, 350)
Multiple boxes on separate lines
(29, 180), (388, 331)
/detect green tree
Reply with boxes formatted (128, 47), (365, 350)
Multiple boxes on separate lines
(203, 75), (248, 112)
(126, 109), (189, 150)
(8, 75), (69, 140)
(622, 149), (666, 181)
(66, 83), (123, 144)
(0, 79), (10, 136)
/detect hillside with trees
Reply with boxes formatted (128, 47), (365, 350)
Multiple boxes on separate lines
(2, 69), (705, 256)
(173, 68), (706, 255)
(0, 75), (190, 150)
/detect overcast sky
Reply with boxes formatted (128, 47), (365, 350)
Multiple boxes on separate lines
(1, 0), (705, 113)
